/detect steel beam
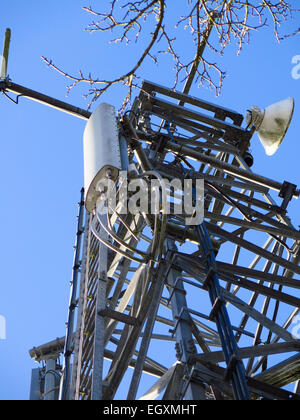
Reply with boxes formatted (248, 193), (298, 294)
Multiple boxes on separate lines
(191, 341), (300, 364)
(1, 80), (91, 119)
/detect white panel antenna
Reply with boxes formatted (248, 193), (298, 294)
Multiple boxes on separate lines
(83, 103), (121, 213)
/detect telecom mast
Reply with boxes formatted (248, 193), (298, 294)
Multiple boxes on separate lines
(1, 28), (300, 401)
(29, 80), (300, 401)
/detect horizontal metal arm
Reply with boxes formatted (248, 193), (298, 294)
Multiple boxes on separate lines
(0, 80), (91, 120)
(164, 140), (300, 198)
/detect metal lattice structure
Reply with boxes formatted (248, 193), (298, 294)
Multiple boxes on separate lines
(2, 22), (299, 401)
(48, 80), (300, 401)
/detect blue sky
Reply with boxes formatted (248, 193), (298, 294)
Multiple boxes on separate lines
(0, 1), (300, 400)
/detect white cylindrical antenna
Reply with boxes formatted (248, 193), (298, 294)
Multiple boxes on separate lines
(83, 103), (121, 213)
(1, 28), (11, 79)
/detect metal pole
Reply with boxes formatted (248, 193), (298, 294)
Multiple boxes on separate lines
(0, 28), (11, 79)
(0, 80), (91, 120)
(44, 358), (59, 400)
(195, 223), (250, 400)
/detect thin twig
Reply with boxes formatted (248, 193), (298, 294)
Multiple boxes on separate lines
(42, 0), (299, 111)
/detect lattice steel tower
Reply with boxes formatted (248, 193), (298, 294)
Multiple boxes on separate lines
(26, 77), (300, 401)
(1, 22), (299, 402)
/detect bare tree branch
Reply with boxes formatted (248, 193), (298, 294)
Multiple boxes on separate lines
(42, 0), (300, 111)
